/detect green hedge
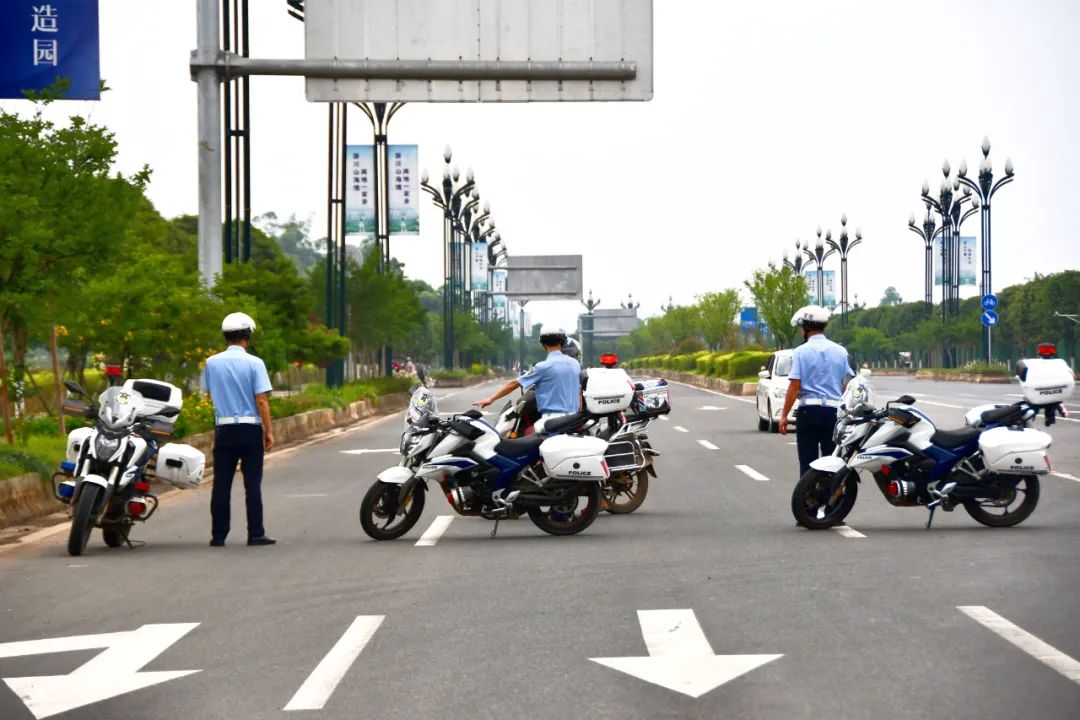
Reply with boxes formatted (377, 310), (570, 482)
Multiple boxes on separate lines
(626, 350), (772, 382)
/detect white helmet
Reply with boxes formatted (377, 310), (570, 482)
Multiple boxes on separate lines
(538, 324), (567, 346)
(222, 312), (257, 334)
(790, 305), (831, 328)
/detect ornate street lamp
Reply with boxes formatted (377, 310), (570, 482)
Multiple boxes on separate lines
(908, 208), (943, 314)
(581, 290), (602, 362)
(826, 213), (863, 325)
(783, 239), (809, 275)
(803, 227), (837, 307)
(957, 137), (1015, 361)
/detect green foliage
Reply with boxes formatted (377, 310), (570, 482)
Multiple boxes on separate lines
(697, 290), (741, 350)
(744, 266), (808, 349)
(880, 286), (903, 306)
(0, 435), (67, 480)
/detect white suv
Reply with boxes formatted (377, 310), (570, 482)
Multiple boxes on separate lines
(756, 350), (798, 433)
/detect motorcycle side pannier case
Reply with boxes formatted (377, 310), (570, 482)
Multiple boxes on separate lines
(66, 427), (95, 463)
(978, 427), (1052, 475)
(540, 435), (610, 480)
(156, 443), (206, 488)
(1016, 358), (1075, 406)
(583, 368), (634, 414)
(629, 378), (671, 418)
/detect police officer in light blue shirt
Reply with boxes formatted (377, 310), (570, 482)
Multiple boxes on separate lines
(203, 312), (276, 547)
(474, 325), (582, 417)
(779, 305), (855, 479)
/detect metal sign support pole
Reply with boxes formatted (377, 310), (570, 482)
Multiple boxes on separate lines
(195, 0), (223, 289)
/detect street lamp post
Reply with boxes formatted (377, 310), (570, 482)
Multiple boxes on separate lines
(581, 290), (601, 363)
(803, 227), (837, 307)
(957, 137), (1015, 362)
(826, 214), (863, 325)
(783, 239), (809, 277)
(908, 208), (943, 314)
(420, 145), (474, 368)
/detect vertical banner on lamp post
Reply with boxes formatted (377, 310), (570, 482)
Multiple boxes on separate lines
(0, 1), (101, 100)
(471, 242), (488, 291)
(822, 270), (837, 308)
(804, 271), (818, 304)
(388, 145), (419, 234)
(933, 237), (976, 286)
(491, 268), (508, 320)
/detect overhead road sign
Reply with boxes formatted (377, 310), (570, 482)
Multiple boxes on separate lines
(303, 0), (654, 102)
(584, 309), (641, 338)
(505, 255), (583, 301)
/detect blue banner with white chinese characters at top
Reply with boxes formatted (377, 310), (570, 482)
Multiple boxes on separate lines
(0, 1), (101, 100)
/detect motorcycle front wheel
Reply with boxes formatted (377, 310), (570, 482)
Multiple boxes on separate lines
(68, 484), (102, 556)
(791, 469), (858, 530)
(528, 482), (602, 536)
(604, 470), (649, 514)
(963, 474), (1040, 527)
(360, 481), (426, 540)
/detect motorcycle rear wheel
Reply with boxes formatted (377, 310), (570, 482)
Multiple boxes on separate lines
(528, 482), (602, 536)
(791, 468), (858, 530)
(963, 474), (1040, 527)
(68, 484), (102, 556)
(604, 471), (649, 514)
(360, 481), (425, 540)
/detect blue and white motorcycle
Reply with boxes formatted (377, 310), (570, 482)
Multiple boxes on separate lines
(791, 358), (1073, 530)
(359, 386), (611, 539)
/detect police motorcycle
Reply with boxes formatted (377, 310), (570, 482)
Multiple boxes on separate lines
(55, 377), (205, 556)
(360, 384), (613, 539)
(790, 355), (1072, 530)
(492, 352), (670, 514)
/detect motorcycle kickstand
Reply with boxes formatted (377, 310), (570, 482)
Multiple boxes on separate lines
(925, 504), (936, 530)
(490, 518), (500, 539)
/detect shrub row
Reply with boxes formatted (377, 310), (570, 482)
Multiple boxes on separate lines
(626, 350), (773, 381)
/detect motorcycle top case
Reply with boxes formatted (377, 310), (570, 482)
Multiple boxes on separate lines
(540, 435), (610, 480)
(123, 378), (183, 424)
(65, 427), (95, 463)
(629, 377), (671, 417)
(1016, 358), (1074, 406)
(978, 426), (1052, 475)
(155, 443), (206, 488)
(583, 368), (634, 414)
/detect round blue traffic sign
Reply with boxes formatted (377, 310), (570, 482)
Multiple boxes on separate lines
(982, 294), (999, 311)
(982, 309), (999, 327)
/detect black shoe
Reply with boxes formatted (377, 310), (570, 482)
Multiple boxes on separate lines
(247, 535), (276, 546)
(209, 539), (225, 547)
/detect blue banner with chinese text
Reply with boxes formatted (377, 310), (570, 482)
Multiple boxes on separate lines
(0, 1), (101, 100)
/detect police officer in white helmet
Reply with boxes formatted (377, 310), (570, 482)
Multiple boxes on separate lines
(204, 312), (276, 547)
(474, 325), (582, 419)
(779, 305), (855, 480)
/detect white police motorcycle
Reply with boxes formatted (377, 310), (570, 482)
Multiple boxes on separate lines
(56, 379), (204, 556)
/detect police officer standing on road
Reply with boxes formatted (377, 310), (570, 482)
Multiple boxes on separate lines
(204, 312), (276, 547)
(473, 325), (581, 421)
(779, 306), (854, 480)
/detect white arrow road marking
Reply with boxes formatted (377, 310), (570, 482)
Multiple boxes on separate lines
(734, 465), (769, 482)
(958, 606), (1080, 684)
(0, 623), (200, 719)
(674, 426), (689, 433)
(831, 525), (866, 538)
(1052, 472), (1080, 484)
(698, 440), (719, 451)
(415, 516), (454, 547)
(340, 448), (399, 455)
(284, 615), (384, 711)
(591, 610), (782, 698)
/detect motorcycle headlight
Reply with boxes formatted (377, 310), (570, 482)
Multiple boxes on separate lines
(94, 434), (121, 459)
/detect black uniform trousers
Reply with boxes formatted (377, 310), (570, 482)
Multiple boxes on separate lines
(211, 424), (265, 542)
(795, 405), (838, 480)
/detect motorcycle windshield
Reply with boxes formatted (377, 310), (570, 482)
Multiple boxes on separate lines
(97, 387), (145, 431)
(406, 387), (438, 426)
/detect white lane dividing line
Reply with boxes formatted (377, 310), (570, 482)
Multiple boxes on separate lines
(699, 405), (727, 411)
(698, 440), (719, 451)
(414, 515), (455, 547)
(340, 448), (399, 455)
(284, 615), (385, 711)
(734, 465), (769, 482)
(831, 525), (866, 539)
(958, 606), (1080, 684)
(1052, 472), (1080, 484)
(659, 415), (670, 422)
(918, 400), (964, 409)
(674, 426), (689, 433)
(1059, 416), (1080, 423)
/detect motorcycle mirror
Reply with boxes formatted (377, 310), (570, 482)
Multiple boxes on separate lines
(64, 379), (87, 396)
(896, 395), (916, 405)
(157, 406), (181, 418)
(859, 368), (872, 377)
(461, 409), (482, 420)
(758, 370), (769, 379)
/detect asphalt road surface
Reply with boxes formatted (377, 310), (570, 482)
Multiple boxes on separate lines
(1, 376), (1077, 719)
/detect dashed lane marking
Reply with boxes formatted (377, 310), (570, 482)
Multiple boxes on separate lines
(674, 426), (689, 433)
(415, 516), (455, 547)
(918, 400), (964, 409)
(699, 405), (727, 411)
(284, 615), (385, 711)
(958, 606), (1080, 684)
(340, 448), (399, 455)
(1052, 472), (1080, 484)
(659, 415), (670, 422)
(734, 465), (769, 482)
(698, 440), (719, 451)
(832, 525), (866, 539)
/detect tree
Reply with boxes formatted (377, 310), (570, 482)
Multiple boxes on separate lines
(880, 286), (903, 306)
(255, 212), (322, 273)
(697, 290), (741, 350)
(744, 267), (809, 349)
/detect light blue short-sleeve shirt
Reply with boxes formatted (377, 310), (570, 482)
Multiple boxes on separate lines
(789, 334), (854, 402)
(204, 345), (273, 423)
(518, 350), (582, 415)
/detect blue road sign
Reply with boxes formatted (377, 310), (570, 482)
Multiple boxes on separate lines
(739, 307), (758, 330)
(982, 310), (999, 327)
(0, 1), (100, 101)
(982, 294), (999, 311)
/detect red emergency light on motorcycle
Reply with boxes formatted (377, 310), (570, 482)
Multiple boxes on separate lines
(599, 353), (619, 368)
(1037, 343), (1057, 358)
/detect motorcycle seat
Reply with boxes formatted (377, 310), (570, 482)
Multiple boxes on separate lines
(981, 404), (1023, 425)
(541, 411), (590, 435)
(494, 434), (546, 458)
(931, 426), (981, 449)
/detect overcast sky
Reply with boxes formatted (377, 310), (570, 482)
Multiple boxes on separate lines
(7, 0), (1080, 332)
